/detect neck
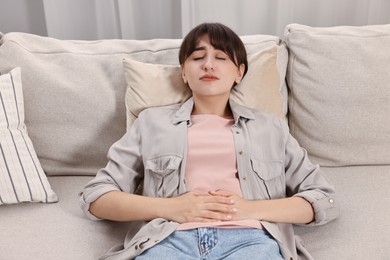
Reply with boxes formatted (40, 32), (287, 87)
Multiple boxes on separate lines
(191, 94), (232, 118)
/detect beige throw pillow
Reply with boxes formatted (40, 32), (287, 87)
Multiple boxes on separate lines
(285, 23), (390, 166)
(124, 45), (287, 128)
(0, 68), (58, 204)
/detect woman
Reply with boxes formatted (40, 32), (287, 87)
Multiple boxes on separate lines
(79, 23), (339, 260)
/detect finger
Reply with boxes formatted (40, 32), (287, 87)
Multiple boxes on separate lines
(197, 210), (234, 221)
(203, 203), (237, 215)
(209, 189), (233, 197)
(202, 195), (234, 205)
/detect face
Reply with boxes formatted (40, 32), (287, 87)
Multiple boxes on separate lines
(181, 35), (245, 100)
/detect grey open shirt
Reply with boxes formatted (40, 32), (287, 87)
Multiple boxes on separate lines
(79, 97), (339, 260)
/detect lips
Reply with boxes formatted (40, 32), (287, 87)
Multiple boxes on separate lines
(200, 75), (219, 81)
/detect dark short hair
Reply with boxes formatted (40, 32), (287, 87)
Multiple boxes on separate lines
(179, 23), (248, 78)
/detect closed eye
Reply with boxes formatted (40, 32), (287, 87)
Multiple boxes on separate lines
(193, 56), (204, 61)
(215, 51), (228, 60)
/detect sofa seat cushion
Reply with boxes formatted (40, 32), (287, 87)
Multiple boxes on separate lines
(294, 165), (390, 259)
(1, 166), (388, 260)
(0, 176), (129, 260)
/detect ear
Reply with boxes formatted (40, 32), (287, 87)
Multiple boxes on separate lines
(235, 64), (245, 84)
(181, 65), (188, 84)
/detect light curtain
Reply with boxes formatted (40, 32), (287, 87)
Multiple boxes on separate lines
(3, 0), (390, 40)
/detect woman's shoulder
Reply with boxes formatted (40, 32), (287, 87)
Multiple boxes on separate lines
(138, 102), (183, 120)
(253, 108), (285, 124)
(233, 101), (285, 125)
(237, 104), (289, 134)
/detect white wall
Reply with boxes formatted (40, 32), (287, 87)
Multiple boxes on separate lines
(1, 0), (389, 39)
(0, 0), (47, 36)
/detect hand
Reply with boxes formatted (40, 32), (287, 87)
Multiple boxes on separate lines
(208, 190), (255, 221)
(162, 191), (237, 223)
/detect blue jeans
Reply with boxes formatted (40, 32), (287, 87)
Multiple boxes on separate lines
(135, 228), (284, 260)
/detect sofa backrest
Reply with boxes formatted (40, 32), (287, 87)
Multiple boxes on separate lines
(3, 23), (388, 176)
(285, 23), (390, 166)
(0, 32), (288, 176)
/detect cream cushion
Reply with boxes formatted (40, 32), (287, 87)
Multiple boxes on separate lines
(285, 23), (390, 166)
(124, 45), (288, 128)
(0, 67), (58, 204)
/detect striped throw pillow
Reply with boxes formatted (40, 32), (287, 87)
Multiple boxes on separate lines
(0, 67), (58, 204)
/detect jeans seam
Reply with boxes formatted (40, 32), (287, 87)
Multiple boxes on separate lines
(198, 228), (218, 257)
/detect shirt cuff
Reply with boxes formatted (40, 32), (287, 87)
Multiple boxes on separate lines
(294, 190), (339, 226)
(78, 186), (120, 220)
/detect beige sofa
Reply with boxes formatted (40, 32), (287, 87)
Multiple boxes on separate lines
(0, 23), (389, 260)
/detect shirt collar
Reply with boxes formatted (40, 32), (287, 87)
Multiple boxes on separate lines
(172, 96), (255, 125)
(229, 97), (255, 125)
(171, 97), (193, 125)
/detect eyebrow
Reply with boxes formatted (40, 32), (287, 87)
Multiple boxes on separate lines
(193, 46), (206, 52)
(193, 46), (225, 53)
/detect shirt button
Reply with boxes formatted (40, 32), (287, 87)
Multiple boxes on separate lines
(242, 177), (247, 181)
(238, 151), (243, 155)
(329, 198), (334, 204)
(235, 131), (240, 134)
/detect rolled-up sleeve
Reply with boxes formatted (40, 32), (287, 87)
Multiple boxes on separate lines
(79, 119), (144, 220)
(280, 119), (340, 226)
(297, 189), (339, 225)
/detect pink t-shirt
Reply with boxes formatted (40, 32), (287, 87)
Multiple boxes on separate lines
(177, 114), (262, 230)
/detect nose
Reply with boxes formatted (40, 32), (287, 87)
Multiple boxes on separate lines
(203, 56), (214, 71)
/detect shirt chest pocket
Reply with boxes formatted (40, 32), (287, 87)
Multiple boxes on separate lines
(250, 159), (285, 199)
(144, 155), (183, 198)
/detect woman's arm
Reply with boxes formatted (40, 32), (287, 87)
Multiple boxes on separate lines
(209, 190), (314, 224)
(250, 196), (314, 224)
(280, 118), (339, 226)
(89, 190), (237, 223)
